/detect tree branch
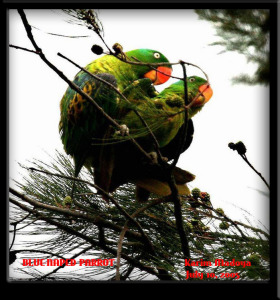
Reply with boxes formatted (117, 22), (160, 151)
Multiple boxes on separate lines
(9, 188), (142, 241)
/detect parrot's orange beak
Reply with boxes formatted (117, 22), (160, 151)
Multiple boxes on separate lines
(144, 66), (172, 85)
(192, 83), (213, 107)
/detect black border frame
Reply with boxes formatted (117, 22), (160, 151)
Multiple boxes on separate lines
(4, 1), (278, 298)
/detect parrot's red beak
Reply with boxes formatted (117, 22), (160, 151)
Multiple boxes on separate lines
(192, 83), (213, 107)
(144, 66), (172, 85)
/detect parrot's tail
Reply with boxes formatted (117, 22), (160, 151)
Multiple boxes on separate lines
(133, 167), (195, 202)
(173, 167), (196, 184)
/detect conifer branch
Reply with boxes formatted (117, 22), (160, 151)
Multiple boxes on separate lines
(17, 167), (157, 253)
(9, 197), (163, 279)
(9, 188), (142, 241)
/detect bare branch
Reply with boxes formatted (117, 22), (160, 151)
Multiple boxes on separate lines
(9, 44), (40, 54)
(228, 141), (270, 190)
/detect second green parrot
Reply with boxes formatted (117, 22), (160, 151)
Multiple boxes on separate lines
(93, 76), (213, 200)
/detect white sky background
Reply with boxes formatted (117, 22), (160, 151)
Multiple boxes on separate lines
(9, 8), (270, 235)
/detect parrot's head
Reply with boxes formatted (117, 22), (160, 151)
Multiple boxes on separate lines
(185, 76), (213, 118)
(187, 76), (213, 108)
(162, 76), (213, 118)
(125, 49), (172, 85)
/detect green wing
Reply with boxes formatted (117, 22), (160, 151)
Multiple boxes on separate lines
(116, 76), (211, 151)
(59, 72), (118, 176)
(116, 84), (185, 150)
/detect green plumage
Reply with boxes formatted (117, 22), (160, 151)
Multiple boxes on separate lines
(102, 76), (212, 200)
(59, 49), (170, 177)
(116, 76), (209, 150)
(59, 46), (212, 201)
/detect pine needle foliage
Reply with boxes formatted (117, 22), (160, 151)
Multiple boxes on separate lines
(62, 9), (104, 36)
(9, 151), (269, 281)
(195, 9), (269, 86)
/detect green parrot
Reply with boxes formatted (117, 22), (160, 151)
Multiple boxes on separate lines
(117, 76), (212, 150)
(59, 48), (172, 180)
(94, 76), (213, 201)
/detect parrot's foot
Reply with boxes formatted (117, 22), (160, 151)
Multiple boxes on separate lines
(148, 151), (158, 164)
(116, 124), (129, 136)
(148, 152), (168, 164)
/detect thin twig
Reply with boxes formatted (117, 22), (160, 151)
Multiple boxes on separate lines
(9, 217), (39, 233)
(10, 249), (67, 261)
(170, 61), (189, 169)
(241, 154), (270, 190)
(116, 197), (174, 281)
(37, 245), (93, 281)
(167, 178), (193, 274)
(228, 141), (270, 190)
(130, 55), (182, 81)
(9, 211), (34, 251)
(9, 44), (41, 54)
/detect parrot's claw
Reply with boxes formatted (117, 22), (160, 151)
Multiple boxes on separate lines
(147, 152), (168, 164)
(116, 124), (129, 136)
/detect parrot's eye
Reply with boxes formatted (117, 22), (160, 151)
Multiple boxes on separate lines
(189, 77), (196, 82)
(153, 52), (161, 59)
